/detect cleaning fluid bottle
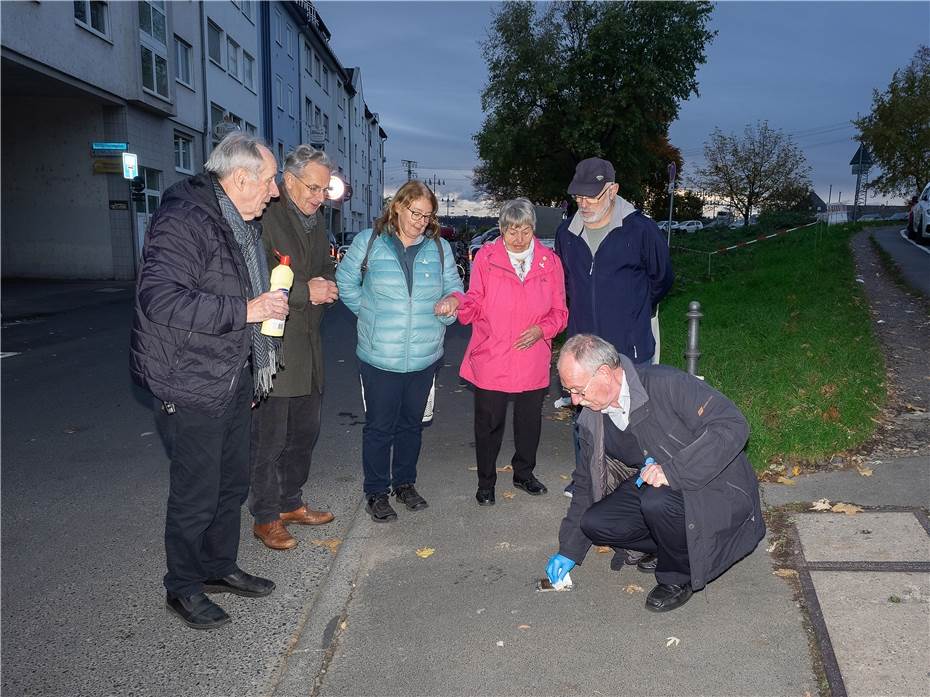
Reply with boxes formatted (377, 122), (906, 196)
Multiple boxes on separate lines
(261, 250), (293, 337)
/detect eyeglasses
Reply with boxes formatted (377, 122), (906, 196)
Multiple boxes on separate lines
(564, 365), (605, 397)
(572, 187), (611, 205)
(289, 173), (331, 198)
(503, 224), (534, 236)
(405, 205), (436, 223)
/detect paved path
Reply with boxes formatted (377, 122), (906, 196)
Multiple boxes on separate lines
(869, 226), (930, 298)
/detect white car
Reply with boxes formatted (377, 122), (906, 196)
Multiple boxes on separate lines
(678, 220), (704, 234)
(657, 220), (677, 233)
(909, 182), (930, 242)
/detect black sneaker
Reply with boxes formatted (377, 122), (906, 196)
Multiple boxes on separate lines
(166, 592), (230, 630)
(366, 494), (398, 522)
(393, 484), (429, 511)
(513, 476), (548, 496)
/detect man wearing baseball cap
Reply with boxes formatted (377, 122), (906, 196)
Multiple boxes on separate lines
(554, 156), (674, 570)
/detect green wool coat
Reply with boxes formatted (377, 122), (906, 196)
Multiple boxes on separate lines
(260, 187), (335, 397)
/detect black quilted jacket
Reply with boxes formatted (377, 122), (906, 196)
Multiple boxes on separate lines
(129, 174), (253, 416)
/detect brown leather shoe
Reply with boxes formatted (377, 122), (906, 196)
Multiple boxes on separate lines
(253, 520), (298, 550)
(280, 505), (335, 526)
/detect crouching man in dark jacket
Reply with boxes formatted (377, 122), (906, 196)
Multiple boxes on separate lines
(130, 133), (288, 630)
(546, 334), (765, 612)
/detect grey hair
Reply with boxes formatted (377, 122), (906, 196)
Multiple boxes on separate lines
(499, 197), (536, 231)
(559, 334), (620, 373)
(204, 132), (271, 179)
(284, 145), (333, 177)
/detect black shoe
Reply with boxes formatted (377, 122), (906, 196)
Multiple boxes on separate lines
(476, 488), (495, 506)
(636, 554), (658, 573)
(645, 582), (693, 612)
(204, 569), (275, 598)
(393, 484), (428, 511)
(166, 592), (230, 630)
(367, 494), (398, 522)
(513, 476), (548, 496)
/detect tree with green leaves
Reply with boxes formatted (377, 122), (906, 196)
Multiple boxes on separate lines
(854, 46), (930, 198)
(474, 1), (714, 208)
(648, 189), (705, 222)
(694, 121), (811, 227)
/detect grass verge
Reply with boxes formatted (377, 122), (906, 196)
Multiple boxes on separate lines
(659, 222), (884, 470)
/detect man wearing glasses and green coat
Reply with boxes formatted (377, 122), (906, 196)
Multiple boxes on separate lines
(250, 145), (340, 551)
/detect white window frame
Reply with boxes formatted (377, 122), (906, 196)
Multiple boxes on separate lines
(286, 25), (294, 58)
(175, 36), (193, 88)
(287, 85), (295, 119)
(275, 75), (284, 111)
(337, 124), (344, 153)
(140, 44), (169, 99)
(74, 1), (109, 40)
(322, 65), (329, 94)
(174, 132), (194, 174)
(242, 51), (255, 92)
(314, 55), (321, 84)
(323, 114), (330, 142)
(227, 37), (240, 81)
(139, 1), (167, 46)
(304, 43), (313, 75)
(274, 10), (283, 45)
(207, 21), (223, 66)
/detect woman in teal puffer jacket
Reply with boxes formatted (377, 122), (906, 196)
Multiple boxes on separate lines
(336, 181), (463, 523)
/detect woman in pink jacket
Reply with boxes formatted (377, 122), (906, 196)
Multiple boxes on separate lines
(435, 198), (568, 506)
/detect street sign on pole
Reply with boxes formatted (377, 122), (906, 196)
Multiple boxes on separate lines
(122, 152), (138, 180)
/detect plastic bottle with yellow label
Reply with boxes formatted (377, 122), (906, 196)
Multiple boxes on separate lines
(260, 252), (293, 337)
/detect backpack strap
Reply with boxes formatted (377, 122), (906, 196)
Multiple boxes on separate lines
(435, 236), (444, 271)
(360, 230), (379, 283)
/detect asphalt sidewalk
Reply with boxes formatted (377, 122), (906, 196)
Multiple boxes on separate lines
(272, 323), (825, 697)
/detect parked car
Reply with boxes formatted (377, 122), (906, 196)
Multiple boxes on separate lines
(538, 237), (556, 251)
(469, 227), (500, 261)
(883, 212), (909, 221)
(678, 220), (704, 234)
(858, 213), (883, 222)
(909, 182), (930, 243)
(657, 220), (677, 233)
(729, 215), (758, 229)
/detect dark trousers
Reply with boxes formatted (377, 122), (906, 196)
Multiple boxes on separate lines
(248, 392), (323, 524)
(359, 360), (435, 497)
(580, 478), (690, 586)
(157, 365), (251, 597)
(474, 386), (546, 489)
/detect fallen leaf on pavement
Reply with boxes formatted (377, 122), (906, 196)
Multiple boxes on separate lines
(857, 466), (874, 477)
(810, 498), (832, 511)
(831, 503), (863, 515)
(665, 636), (680, 647)
(496, 542), (511, 550)
(339, 620), (348, 630)
(415, 547), (435, 558)
(766, 540), (780, 553)
(497, 465), (513, 472)
(773, 568), (798, 578)
(624, 584), (644, 594)
(791, 465), (801, 477)
(776, 476), (796, 486)
(496, 640), (504, 647)
(594, 545), (612, 554)
(311, 538), (343, 554)
(501, 491), (515, 500)
(466, 466), (478, 471)
(517, 624), (531, 630)
(559, 474), (570, 480)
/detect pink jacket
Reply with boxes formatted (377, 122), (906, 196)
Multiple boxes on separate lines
(454, 238), (568, 393)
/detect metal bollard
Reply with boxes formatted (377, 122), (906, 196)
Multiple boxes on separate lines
(685, 301), (702, 376)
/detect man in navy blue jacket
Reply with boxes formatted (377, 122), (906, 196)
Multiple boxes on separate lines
(555, 157), (674, 567)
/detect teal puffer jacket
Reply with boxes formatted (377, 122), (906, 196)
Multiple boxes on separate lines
(336, 228), (463, 373)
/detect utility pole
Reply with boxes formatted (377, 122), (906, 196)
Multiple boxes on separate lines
(441, 194), (455, 217)
(424, 174), (444, 194)
(401, 159), (418, 181)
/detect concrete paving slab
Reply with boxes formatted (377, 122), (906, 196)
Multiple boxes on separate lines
(794, 512), (930, 562)
(761, 456), (930, 510)
(810, 570), (930, 697)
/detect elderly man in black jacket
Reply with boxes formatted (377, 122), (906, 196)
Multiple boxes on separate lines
(130, 133), (288, 630)
(546, 334), (765, 612)
(249, 145), (339, 551)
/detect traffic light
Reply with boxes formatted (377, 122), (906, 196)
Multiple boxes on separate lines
(130, 175), (146, 203)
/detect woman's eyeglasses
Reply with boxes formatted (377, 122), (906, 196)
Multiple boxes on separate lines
(405, 205), (436, 223)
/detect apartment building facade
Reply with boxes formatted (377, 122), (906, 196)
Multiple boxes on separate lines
(1, 0), (386, 280)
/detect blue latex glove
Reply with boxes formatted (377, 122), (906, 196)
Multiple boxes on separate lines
(546, 553), (576, 584)
(635, 456), (657, 488)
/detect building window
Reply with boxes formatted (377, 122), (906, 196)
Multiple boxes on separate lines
(141, 45), (169, 98)
(74, 1), (108, 37)
(175, 36), (192, 87)
(141, 167), (161, 215)
(305, 98), (313, 128)
(314, 55), (321, 84)
(314, 106), (322, 127)
(304, 43), (312, 74)
(240, 0), (252, 21)
(275, 75), (284, 111)
(287, 85), (295, 118)
(138, 1), (166, 44)
(242, 52), (255, 91)
(245, 122), (256, 135)
(227, 37), (240, 80)
(174, 133), (193, 173)
(338, 125), (344, 153)
(207, 21), (223, 64)
(286, 25), (294, 57)
(323, 114), (330, 141)
(322, 65), (329, 93)
(277, 142), (285, 169)
(274, 10), (283, 45)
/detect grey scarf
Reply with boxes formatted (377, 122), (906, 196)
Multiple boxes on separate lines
(212, 176), (279, 399)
